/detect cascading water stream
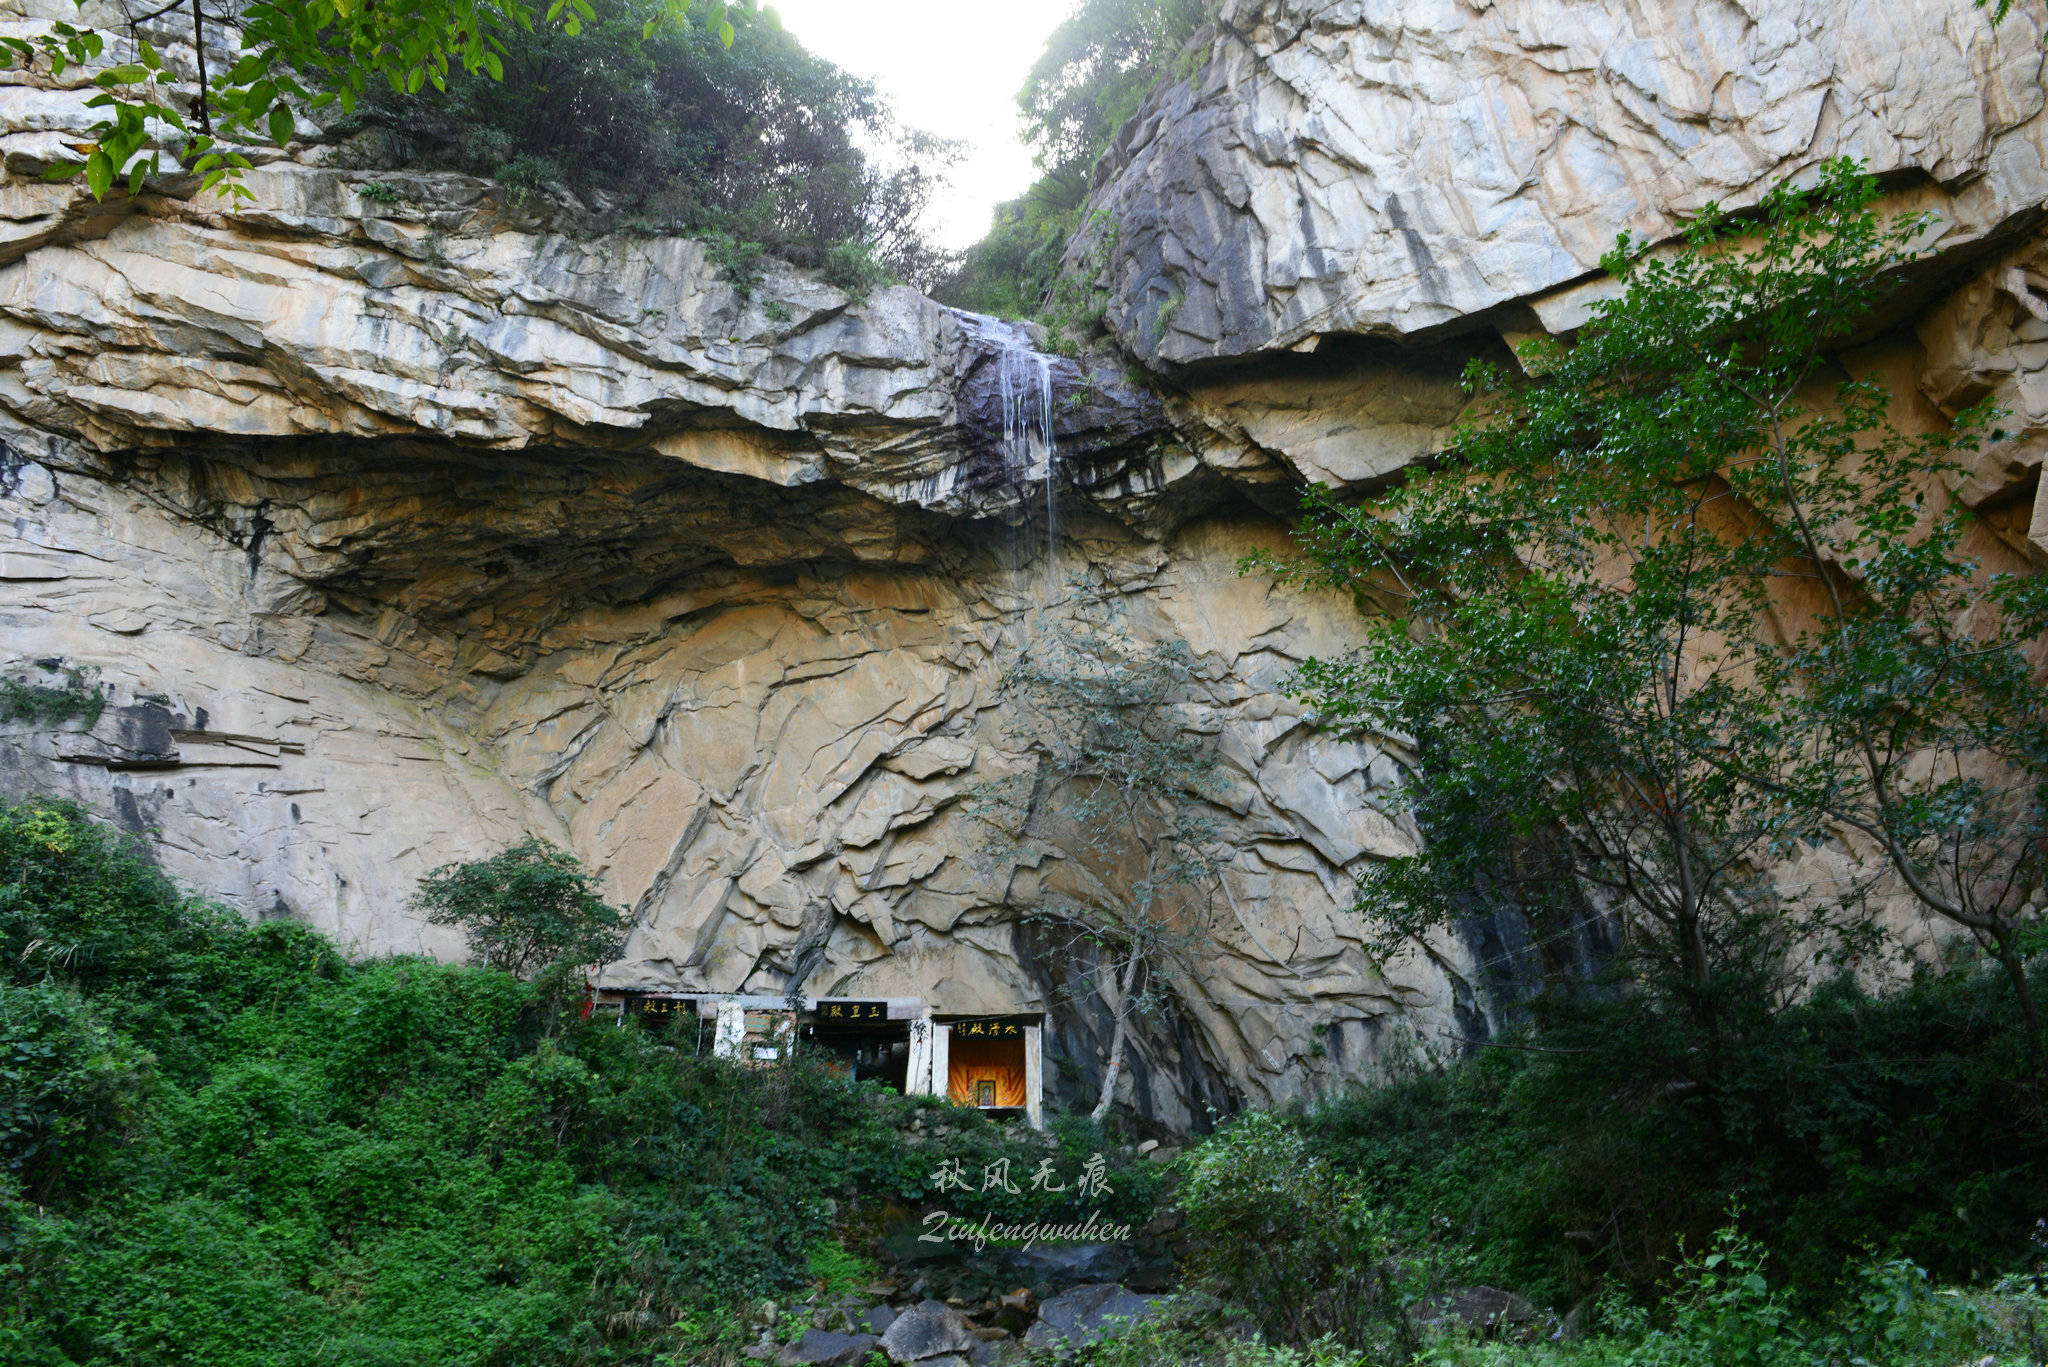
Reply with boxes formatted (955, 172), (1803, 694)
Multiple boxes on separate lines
(993, 338), (1061, 604)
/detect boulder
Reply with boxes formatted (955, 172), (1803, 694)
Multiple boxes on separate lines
(1413, 1286), (1539, 1340)
(1004, 1243), (1133, 1292)
(879, 1300), (979, 1364)
(777, 1329), (880, 1367)
(1020, 1283), (1166, 1351)
(991, 1288), (1036, 1332)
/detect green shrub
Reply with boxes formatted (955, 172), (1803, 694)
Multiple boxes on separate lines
(936, 181), (1078, 318)
(410, 837), (631, 979)
(1304, 958), (2048, 1308)
(0, 664), (103, 728)
(1178, 1110), (1415, 1352)
(822, 238), (889, 303)
(701, 228), (767, 299)
(0, 800), (256, 1079)
(0, 984), (149, 1199)
(1418, 1227), (2031, 1367)
(805, 1239), (879, 1297)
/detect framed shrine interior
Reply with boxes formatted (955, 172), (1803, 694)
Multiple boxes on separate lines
(927, 1013), (1045, 1128)
(942, 1017), (1030, 1107)
(591, 992), (1046, 1128)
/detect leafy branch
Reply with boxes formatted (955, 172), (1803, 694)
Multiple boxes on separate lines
(1267, 158), (2048, 1064)
(0, 0), (731, 200)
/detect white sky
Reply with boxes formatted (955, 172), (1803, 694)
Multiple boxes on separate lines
(766, 0), (1077, 252)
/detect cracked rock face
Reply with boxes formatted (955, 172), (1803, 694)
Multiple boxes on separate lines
(0, 154), (1458, 1129)
(1080, 0), (2048, 369)
(6, 0), (2048, 1129)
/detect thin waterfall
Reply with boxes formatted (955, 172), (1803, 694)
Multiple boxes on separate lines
(947, 308), (1065, 615)
(1036, 352), (1059, 603)
(993, 339), (1060, 603)
(996, 343), (1026, 587)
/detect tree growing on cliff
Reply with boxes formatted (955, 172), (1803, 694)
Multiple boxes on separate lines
(982, 588), (1230, 1122)
(940, 0), (1212, 316)
(355, 0), (954, 288)
(1270, 159), (2048, 1063)
(412, 837), (632, 981)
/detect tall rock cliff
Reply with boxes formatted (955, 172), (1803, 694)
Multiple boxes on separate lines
(2, 0), (2044, 1127)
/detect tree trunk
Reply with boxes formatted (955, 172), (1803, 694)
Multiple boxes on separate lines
(1090, 953), (1140, 1123)
(1675, 899), (1718, 1039)
(190, 0), (213, 136)
(1992, 925), (2046, 1076)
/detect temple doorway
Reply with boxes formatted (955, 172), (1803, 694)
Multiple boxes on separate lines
(803, 998), (912, 1091)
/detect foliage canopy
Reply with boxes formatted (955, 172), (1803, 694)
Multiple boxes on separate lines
(1304, 961), (2048, 1308)
(410, 836), (631, 979)
(2, 0), (730, 200)
(3, 0), (951, 289)
(350, 0), (955, 285)
(940, 0), (1211, 317)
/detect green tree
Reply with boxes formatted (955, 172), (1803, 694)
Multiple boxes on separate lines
(939, 182), (1089, 319)
(1273, 159), (2048, 1057)
(982, 591), (1229, 1122)
(351, 0), (953, 287)
(1017, 0), (1209, 203)
(411, 837), (631, 980)
(940, 0), (1211, 316)
(0, 0), (731, 200)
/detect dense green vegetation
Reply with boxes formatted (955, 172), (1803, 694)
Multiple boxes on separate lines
(0, 801), (1160, 1365)
(1048, 959), (2048, 1365)
(1047, 1222), (2047, 1366)
(7, 0), (948, 290)
(345, 0), (952, 289)
(0, 663), (104, 728)
(939, 0), (1211, 318)
(1308, 966), (2048, 1308)
(3, 0), (712, 200)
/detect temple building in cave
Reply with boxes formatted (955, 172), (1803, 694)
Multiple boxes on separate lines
(593, 990), (1046, 1128)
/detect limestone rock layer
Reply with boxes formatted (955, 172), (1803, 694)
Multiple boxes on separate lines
(1082, 0), (2048, 367)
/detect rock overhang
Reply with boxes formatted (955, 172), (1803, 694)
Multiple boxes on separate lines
(1075, 0), (2048, 375)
